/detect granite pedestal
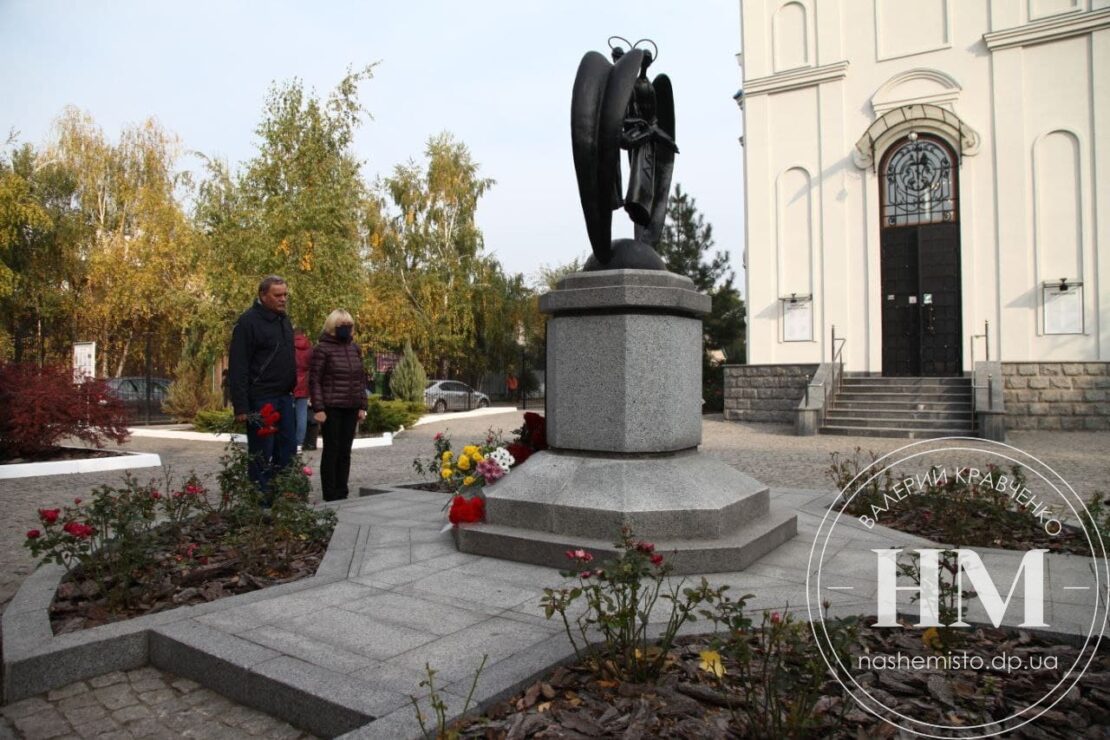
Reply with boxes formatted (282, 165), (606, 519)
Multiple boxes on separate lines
(455, 269), (797, 574)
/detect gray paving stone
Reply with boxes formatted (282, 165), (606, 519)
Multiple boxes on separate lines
(93, 683), (140, 710)
(344, 591), (491, 637)
(111, 703), (153, 723)
(170, 677), (201, 693)
(11, 708), (71, 740)
(88, 671), (129, 689)
(58, 702), (107, 725)
(250, 656), (392, 735)
(46, 682), (88, 701)
(137, 688), (177, 705)
(55, 691), (100, 713)
(282, 607), (436, 661)
(406, 569), (543, 611)
(238, 626), (376, 675)
(1, 695), (52, 718)
(72, 714), (122, 738)
(387, 616), (557, 684)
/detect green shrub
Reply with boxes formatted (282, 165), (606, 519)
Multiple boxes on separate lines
(361, 396), (423, 435)
(163, 358), (221, 422)
(192, 408), (245, 433)
(390, 341), (427, 403)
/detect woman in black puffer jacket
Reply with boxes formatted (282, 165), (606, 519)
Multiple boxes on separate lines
(309, 310), (368, 501)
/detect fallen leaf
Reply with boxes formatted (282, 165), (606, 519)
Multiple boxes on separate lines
(698, 649), (726, 678)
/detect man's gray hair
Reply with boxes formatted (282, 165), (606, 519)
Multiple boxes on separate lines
(258, 275), (287, 296)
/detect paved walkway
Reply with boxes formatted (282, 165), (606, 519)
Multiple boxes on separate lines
(0, 667), (313, 739)
(2, 413), (1109, 737)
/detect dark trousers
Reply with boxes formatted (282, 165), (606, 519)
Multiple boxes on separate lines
(246, 394), (297, 501)
(320, 407), (359, 501)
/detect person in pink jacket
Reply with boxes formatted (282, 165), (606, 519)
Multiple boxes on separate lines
(293, 328), (314, 450)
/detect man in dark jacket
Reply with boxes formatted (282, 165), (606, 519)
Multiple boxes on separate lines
(228, 275), (297, 498)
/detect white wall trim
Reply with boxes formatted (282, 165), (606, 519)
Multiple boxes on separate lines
(871, 68), (963, 114)
(743, 60), (849, 97)
(984, 6), (1110, 50)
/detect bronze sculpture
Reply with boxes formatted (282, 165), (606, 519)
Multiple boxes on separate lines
(572, 37), (678, 271)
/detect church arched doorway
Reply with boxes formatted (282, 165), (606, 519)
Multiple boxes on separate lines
(879, 133), (962, 376)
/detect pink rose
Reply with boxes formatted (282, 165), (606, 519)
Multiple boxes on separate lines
(302, 466), (313, 476)
(26, 529), (41, 539)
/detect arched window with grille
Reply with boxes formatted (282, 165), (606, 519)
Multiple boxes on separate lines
(881, 134), (958, 228)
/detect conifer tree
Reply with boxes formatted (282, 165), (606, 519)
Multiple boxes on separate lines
(390, 341), (427, 403)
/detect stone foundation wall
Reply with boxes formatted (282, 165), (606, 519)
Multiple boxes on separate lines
(723, 364), (818, 423)
(1002, 362), (1110, 431)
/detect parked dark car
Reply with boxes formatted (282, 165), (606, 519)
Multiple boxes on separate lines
(424, 380), (490, 413)
(104, 377), (171, 421)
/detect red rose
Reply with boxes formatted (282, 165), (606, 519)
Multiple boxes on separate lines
(257, 426), (278, 438)
(150, 491), (161, 500)
(260, 402), (275, 417)
(650, 553), (664, 567)
(38, 508), (60, 525)
(73, 498), (82, 505)
(62, 521), (94, 539)
(26, 529), (41, 539)
(636, 541), (655, 554)
(505, 443), (532, 465)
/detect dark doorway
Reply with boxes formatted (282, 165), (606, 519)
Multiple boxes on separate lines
(879, 135), (962, 377)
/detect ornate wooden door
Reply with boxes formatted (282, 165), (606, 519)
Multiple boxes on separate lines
(879, 135), (962, 377)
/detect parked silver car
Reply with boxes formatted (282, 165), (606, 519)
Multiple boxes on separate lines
(425, 380), (490, 413)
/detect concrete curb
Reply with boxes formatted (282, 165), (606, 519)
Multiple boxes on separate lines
(128, 427), (395, 448)
(0, 450), (162, 480)
(1, 523), (357, 724)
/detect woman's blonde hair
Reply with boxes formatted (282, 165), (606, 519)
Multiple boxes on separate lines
(323, 309), (354, 336)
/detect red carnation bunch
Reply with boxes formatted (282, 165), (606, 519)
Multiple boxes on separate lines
(257, 402), (281, 438)
(448, 495), (485, 525)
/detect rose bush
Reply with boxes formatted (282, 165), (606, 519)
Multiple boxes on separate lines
(24, 441), (333, 612)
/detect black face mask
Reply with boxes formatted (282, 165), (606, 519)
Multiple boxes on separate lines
(335, 325), (353, 342)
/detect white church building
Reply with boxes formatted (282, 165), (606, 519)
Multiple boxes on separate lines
(726, 1), (1110, 434)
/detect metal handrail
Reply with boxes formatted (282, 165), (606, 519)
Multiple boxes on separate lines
(830, 325), (846, 413)
(969, 319), (990, 367)
(971, 373), (993, 415)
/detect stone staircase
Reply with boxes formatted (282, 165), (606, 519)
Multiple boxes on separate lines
(821, 375), (976, 438)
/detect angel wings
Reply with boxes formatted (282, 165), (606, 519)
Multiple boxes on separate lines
(571, 41), (678, 270)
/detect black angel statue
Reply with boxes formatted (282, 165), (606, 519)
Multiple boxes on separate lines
(571, 37), (678, 271)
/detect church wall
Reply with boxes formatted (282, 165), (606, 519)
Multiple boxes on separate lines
(740, 0), (1109, 371)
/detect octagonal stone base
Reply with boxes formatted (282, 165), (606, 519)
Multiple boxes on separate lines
(454, 450), (798, 575)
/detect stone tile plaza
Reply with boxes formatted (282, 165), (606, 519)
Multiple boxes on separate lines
(3, 1), (1110, 738)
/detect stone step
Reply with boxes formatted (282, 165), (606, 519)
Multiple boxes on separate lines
(820, 425), (976, 439)
(822, 414), (974, 430)
(835, 391), (970, 403)
(825, 408), (974, 422)
(454, 504), (799, 576)
(829, 400), (972, 412)
(841, 375), (970, 386)
(834, 386), (967, 397)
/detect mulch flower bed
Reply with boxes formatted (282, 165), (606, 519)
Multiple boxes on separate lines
(451, 627), (1110, 739)
(48, 514), (327, 634)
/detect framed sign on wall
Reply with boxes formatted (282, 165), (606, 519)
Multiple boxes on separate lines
(781, 294), (814, 342)
(1042, 279), (1083, 335)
